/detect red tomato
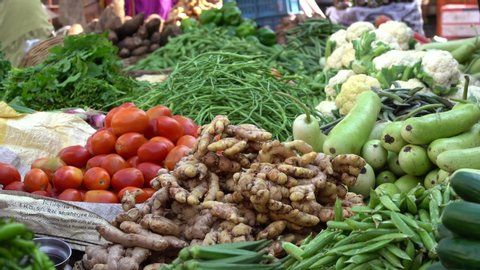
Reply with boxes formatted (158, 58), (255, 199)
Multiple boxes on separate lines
(31, 190), (51, 197)
(136, 162), (161, 187)
(31, 157), (66, 180)
(115, 133), (148, 159)
(86, 155), (107, 170)
(83, 167), (110, 190)
(176, 135), (197, 148)
(3, 181), (26, 191)
(52, 166), (83, 192)
(58, 145), (92, 168)
(164, 145), (190, 170)
(127, 156), (140, 167)
(117, 187), (149, 203)
(111, 168), (144, 192)
(137, 141), (169, 164)
(83, 190), (119, 203)
(89, 130), (117, 155)
(111, 108), (149, 136)
(143, 187), (156, 198)
(0, 163), (21, 186)
(101, 154), (129, 176)
(156, 116), (185, 143)
(146, 105), (172, 119)
(150, 136), (175, 152)
(144, 119), (158, 139)
(57, 188), (83, 201)
(24, 168), (50, 192)
(104, 103), (137, 128)
(172, 115), (199, 137)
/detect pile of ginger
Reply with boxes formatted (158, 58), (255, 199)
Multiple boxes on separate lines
(82, 116), (365, 270)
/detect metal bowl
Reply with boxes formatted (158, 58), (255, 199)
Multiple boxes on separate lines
(33, 237), (72, 269)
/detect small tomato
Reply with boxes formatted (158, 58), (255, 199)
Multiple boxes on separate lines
(111, 108), (149, 136)
(115, 133), (148, 159)
(57, 188), (83, 201)
(31, 190), (51, 197)
(31, 157), (66, 180)
(89, 130), (117, 155)
(83, 167), (111, 190)
(127, 156), (140, 167)
(111, 168), (144, 192)
(164, 145), (190, 170)
(0, 163), (21, 186)
(24, 168), (50, 192)
(101, 154), (129, 176)
(136, 162), (161, 187)
(172, 115), (199, 137)
(156, 116), (184, 143)
(146, 105), (172, 119)
(52, 166), (83, 192)
(84, 190), (119, 203)
(143, 188), (156, 198)
(176, 135), (197, 148)
(144, 119), (158, 139)
(104, 103), (136, 128)
(3, 181), (26, 192)
(150, 136), (175, 152)
(137, 141), (169, 164)
(58, 145), (92, 168)
(86, 154), (107, 170)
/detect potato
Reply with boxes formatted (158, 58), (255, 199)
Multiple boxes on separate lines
(145, 16), (161, 37)
(108, 30), (118, 44)
(136, 25), (148, 40)
(119, 37), (143, 50)
(117, 13), (145, 39)
(119, 48), (131, 58)
(149, 44), (160, 53)
(141, 39), (150, 47)
(132, 46), (149, 56)
(150, 32), (161, 44)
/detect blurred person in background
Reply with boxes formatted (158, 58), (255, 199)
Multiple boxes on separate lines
(125, 0), (176, 20)
(0, 0), (54, 66)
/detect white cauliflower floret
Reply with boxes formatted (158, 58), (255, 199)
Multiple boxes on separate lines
(346, 21), (375, 42)
(373, 50), (426, 70)
(316, 100), (337, 118)
(421, 50), (460, 89)
(335, 74), (381, 115)
(391, 79), (428, 93)
(378, 21), (413, 50)
(325, 42), (356, 70)
(371, 29), (401, 50)
(325, 70), (356, 100)
(329, 29), (348, 48)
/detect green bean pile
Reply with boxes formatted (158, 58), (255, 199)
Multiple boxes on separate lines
(132, 52), (320, 141)
(282, 183), (456, 270)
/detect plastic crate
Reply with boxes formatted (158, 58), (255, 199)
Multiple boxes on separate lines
(226, 0), (301, 28)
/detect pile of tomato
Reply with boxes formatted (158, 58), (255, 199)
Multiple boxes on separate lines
(0, 103), (198, 204)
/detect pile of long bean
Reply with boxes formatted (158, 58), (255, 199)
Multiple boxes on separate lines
(282, 183), (456, 270)
(132, 52), (320, 141)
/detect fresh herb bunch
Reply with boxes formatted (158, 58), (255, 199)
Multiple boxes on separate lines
(1, 34), (145, 111)
(0, 50), (11, 84)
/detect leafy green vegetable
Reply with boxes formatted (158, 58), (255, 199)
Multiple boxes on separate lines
(0, 34), (145, 111)
(0, 50), (11, 84)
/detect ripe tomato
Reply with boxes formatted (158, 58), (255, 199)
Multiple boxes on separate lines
(84, 190), (119, 203)
(83, 167), (110, 190)
(101, 154), (129, 176)
(156, 116), (185, 143)
(127, 156), (140, 167)
(111, 108), (149, 136)
(150, 136), (175, 152)
(111, 168), (144, 191)
(164, 145), (190, 170)
(115, 133), (148, 159)
(104, 103), (136, 128)
(143, 188), (156, 198)
(0, 163), (21, 186)
(3, 181), (26, 191)
(136, 162), (161, 187)
(32, 190), (51, 197)
(137, 141), (169, 164)
(146, 105), (172, 119)
(86, 154), (107, 170)
(31, 157), (66, 180)
(117, 187), (149, 203)
(58, 145), (92, 168)
(24, 168), (50, 192)
(57, 188), (82, 201)
(53, 166), (83, 192)
(172, 115), (199, 137)
(89, 130), (117, 155)
(144, 119), (158, 139)
(176, 135), (197, 148)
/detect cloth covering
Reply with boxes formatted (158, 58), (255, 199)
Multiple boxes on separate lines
(0, 0), (53, 66)
(125, 0), (175, 20)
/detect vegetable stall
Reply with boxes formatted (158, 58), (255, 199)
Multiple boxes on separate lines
(1, 1), (480, 270)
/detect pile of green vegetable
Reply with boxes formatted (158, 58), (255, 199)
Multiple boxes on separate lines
(160, 240), (282, 270)
(0, 218), (55, 270)
(281, 182), (455, 270)
(0, 50), (11, 84)
(131, 51), (320, 141)
(0, 34), (146, 111)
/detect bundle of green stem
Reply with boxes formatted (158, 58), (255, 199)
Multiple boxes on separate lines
(132, 51), (321, 141)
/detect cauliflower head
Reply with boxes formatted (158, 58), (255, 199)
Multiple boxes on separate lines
(391, 79), (428, 93)
(335, 74), (381, 115)
(373, 50), (426, 70)
(316, 100), (338, 118)
(371, 29), (401, 50)
(325, 69), (356, 100)
(378, 21), (413, 50)
(346, 22), (375, 42)
(420, 49), (460, 95)
(325, 42), (356, 70)
(329, 29), (348, 49)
